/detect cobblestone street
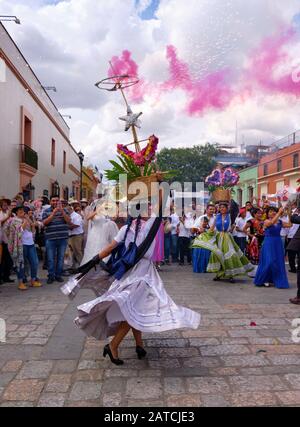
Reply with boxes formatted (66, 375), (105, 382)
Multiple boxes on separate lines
(0, 265), (300, 407)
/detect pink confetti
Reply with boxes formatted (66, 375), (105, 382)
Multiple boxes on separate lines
(108, 25), (300, 115)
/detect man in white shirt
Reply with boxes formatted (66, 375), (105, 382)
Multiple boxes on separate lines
(233, 208), (248, 253)
(170, 209), (180, 263)
(69, 205), (84, 268)
(177, 216), (192, 265)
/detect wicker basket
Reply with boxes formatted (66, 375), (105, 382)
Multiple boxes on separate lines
(127, 172), (165, 201)
(212, 188), (231, 202)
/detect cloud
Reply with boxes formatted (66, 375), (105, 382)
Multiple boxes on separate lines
(1, 0), (300, 173)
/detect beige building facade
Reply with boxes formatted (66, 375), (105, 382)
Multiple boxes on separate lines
(0, 23), (80, 200)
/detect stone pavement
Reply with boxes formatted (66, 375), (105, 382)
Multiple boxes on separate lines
(0, 265), (300, 407)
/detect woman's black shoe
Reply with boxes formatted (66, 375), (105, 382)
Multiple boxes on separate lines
(136, 346), (147, 359)
(103, 344), (124, 365)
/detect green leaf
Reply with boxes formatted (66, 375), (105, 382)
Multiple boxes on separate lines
(109, 160), (126, 173)
(143, 162), (149, 176)
(123, 156), (141, 177)
(147, 165), (153, 176)
(117, 155), (131, 173)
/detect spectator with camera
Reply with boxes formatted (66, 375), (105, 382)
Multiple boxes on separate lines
(42, 196), (71, 284)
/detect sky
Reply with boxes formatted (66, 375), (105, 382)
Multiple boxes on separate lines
(1, 0), (300, 172)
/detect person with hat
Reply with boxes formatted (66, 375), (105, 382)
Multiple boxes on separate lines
(0, 198), (14, 284)
(68, 204), (85, 269)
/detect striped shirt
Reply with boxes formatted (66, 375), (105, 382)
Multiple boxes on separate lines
(42, 207), (70, 241)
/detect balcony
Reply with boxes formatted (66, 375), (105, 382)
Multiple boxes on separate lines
(20, 144), (38, 170)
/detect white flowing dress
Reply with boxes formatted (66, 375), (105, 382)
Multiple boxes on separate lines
(75, 218), (201, 340)
(81, 215), (119, 265)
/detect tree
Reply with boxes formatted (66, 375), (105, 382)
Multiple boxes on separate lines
(156, 143), (219, 187)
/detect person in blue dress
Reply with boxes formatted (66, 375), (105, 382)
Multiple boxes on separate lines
(254, 206), (291, 288)
(191, 204), (216, 273)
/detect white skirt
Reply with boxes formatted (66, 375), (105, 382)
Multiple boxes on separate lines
(75, 258), (201, 340)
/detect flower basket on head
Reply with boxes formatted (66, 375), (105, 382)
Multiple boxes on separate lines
(105, 135), (175, 202)
(205, 167), (239, 202)
(127, 172), (166, 201)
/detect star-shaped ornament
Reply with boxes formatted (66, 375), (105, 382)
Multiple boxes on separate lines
(119, 105), (142, 131)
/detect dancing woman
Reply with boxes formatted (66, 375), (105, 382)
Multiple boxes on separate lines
(74, 208), (200, 366)
(244, 208), (265, 277)
(254, 207), (291, 289)
(205, 202), (253, 283)
(191, 204), (216, 273)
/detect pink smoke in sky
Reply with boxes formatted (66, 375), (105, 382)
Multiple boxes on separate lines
(108, 26), (300, 116)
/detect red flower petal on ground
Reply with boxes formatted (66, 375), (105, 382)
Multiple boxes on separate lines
(250, 321), (257, 326)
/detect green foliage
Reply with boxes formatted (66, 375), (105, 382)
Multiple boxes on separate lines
(105, 155), (155, 182)
(156, 143), (219, 185)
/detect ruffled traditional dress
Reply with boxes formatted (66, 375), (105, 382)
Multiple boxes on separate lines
(191, 216), (215, 273)
(254, 221), (289, 289)
(245, 219), (265, 278)
(197, 214), (253, 279)
(74, 217), (200, 340)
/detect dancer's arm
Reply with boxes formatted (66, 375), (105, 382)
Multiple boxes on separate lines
(98, 240), (118, 260)
(264, 207), (284, 228)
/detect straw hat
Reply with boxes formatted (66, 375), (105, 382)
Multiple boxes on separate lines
(0, 196), (11, 205)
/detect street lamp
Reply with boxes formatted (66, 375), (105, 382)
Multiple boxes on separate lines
(78, 150), (84, 200)
(0, 15), (21, 24)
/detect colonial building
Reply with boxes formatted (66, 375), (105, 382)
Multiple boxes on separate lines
(257, 138), (300, 198)
(82, 166), (100, 201)
(233, 165), (258, 206)
(0, 23), (81, 200)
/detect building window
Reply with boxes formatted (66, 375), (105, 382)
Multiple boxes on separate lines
(263, 164), (268, 176)
(63, 151), (66, 174)
(293, 153), (299, 168)
(63, 187), (69, 201)
(51, 139), (55, 166)
(248, 186), (254, 202)
(277, 160), (282, 172)
(51, 181), (60, 197)
(82, 188), (87, 199)
(237, 189), (243, 207)
(24, 116), (32, 147)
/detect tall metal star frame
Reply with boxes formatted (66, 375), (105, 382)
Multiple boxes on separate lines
(95, 62), (147, 153)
